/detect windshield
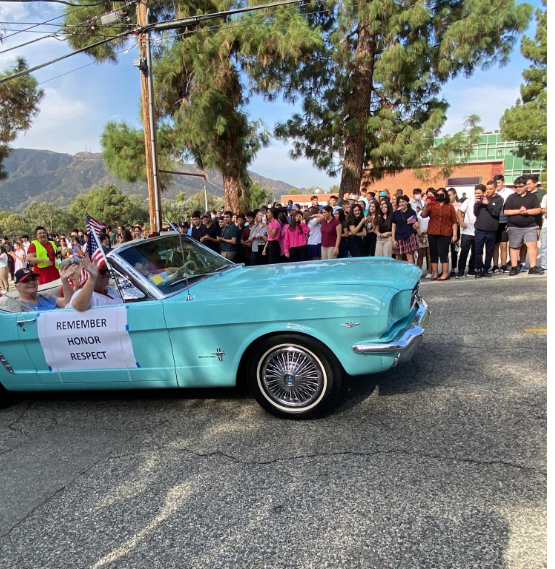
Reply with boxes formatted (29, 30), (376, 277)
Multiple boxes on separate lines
(116, 234), (233, 295)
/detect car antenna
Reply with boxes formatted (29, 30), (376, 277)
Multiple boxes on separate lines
(169, 218), (193, 302)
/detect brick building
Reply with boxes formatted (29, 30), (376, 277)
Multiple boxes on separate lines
(361, 161), (505, 195)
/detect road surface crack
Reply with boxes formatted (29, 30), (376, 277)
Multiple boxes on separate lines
(171, 446), (547, 476)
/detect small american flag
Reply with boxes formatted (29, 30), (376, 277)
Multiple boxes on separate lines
(86, 213), (106, 268)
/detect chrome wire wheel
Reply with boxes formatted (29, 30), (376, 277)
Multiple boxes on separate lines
(257, 345), (327, 411)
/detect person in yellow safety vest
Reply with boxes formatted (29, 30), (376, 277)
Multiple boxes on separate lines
(26, 226), (60, 285)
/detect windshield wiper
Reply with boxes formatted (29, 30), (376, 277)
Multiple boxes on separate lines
(169, 274), (208, 287)
(169, 264), (240, 287)
(214, 263), (242, 272)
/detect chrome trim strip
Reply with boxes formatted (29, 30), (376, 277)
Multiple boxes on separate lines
(107, 255), (165, 301)
(0, 350), (14, 374)
(352, 298), (430, 357)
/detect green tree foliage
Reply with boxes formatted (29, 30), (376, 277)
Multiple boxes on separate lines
(239, 182), (271, 212)
(162, 190), (223, 223)
(273, 0), (532, 195)
(288, 188), (302, 195)
(0, 212), (28, 240)
(0, 58), (44, 179)
(63, 1), (320, 213)
(0, 205), (80, 239)
(500, 0), (546, 161)
(69, 185), (142, 227)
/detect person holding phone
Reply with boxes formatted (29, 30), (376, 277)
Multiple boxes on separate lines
(421, 188), (458, 281)
(473, 183), (504, 278)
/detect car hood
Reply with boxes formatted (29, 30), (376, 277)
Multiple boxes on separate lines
(188, 258), (421, 300)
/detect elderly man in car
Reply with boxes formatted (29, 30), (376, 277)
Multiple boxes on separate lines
(66, 257), (122, 311)
(0, 267), (75, 312)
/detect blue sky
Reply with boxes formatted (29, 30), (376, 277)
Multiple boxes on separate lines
(2, 0), (543, 190)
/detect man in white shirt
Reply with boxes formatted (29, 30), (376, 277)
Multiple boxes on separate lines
(455, 186), (481, 278)
(410, 188), (424, 212)
(540, 194), (547, 271)
(67, 257), (122, 311)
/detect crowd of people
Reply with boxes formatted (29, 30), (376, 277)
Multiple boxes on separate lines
(171, 173), (547, 279)
(0, 173), (546, 312)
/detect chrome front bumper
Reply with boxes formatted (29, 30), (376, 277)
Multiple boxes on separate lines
(352, 297), (430, 365)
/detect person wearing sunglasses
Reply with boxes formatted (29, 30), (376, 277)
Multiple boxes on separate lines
(67, 256), (122, 312)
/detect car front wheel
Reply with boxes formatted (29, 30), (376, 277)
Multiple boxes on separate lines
(247, 334), (342, 419)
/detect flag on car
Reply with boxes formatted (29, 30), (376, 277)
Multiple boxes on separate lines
(86, 213), (106, 268)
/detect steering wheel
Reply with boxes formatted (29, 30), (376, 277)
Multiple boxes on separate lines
(172, 260), (199, 281)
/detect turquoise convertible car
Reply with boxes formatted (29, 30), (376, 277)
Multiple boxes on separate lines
(0, 234), (429, 418)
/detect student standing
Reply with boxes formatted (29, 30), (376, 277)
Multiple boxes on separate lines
(318, 206), (342, 259)
(263, 207), (282, 264)
(284, 211), (310, 261)
(346, 204), (366, 257)
(373, 201), (393, 257)
(504, 181), (543, 274)
(421, 188), (458, 281)
(392, 195), (419, 264)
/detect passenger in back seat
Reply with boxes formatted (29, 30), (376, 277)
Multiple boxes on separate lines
(0, 267), (75, 313)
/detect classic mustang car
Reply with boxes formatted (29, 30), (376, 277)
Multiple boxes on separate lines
(0, 234), (429, 418)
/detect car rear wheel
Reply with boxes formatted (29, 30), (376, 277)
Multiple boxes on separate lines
(247, 334), (342, 419)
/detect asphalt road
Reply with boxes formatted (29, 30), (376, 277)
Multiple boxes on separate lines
(0, 273), (547, 569)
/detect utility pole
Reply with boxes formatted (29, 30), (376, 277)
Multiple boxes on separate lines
(136, 0), (161, 232)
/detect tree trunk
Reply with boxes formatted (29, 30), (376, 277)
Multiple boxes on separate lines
(339, 22), (375, 197)
(223, 174), (240, 213)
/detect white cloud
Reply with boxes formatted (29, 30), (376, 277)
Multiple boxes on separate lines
(251, 140), (337, 190)
(13, 87), (95, 153)
(441, 85), (520, 135)
(0, 4), (31, 21)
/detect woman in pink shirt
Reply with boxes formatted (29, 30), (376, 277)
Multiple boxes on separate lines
(262, 207), (282, 264)
(284, 211), (310, 261)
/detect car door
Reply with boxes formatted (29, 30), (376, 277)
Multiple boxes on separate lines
(0, 310), (42, 389)
(18, 301), (177, 388)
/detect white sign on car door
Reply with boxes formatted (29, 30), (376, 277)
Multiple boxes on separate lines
(37, 306), (138, 372)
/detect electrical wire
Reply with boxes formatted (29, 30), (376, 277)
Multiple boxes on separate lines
(0, 32), (67, 55)
(2, 0), (119, 6)
(38, 42), (135, 84)
(1, 0), (130, 40)
(0, 28), (135, 85)
(0, 0), (332, 86)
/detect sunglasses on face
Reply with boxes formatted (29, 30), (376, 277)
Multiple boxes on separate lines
(99, 268), (110, 276)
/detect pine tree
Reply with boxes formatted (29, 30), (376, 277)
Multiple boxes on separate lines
(63, 1), (320, 213)
(273, 0), (532, 195)
(0, 58), (44, 179)
(500, 0), (546, 161)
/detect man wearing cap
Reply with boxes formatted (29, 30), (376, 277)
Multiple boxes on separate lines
(0, 267), (75, 312)
(26, 226), (60, 285)
(178, 221), (188, 234)
(199, 212), (221, 253)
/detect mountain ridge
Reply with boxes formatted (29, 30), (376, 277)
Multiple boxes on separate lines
(0, 148), (295, 211)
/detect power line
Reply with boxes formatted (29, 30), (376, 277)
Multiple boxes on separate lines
(0, 29), (134, 85)
(0, 32), (65, 55)
(38, 43), (135, 84)
(0, 0), (312, 86)
(0, 0), (126, 40)
(1, 0), (119, 6)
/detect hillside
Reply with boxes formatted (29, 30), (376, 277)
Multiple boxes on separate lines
(0, 149), (294, 211)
